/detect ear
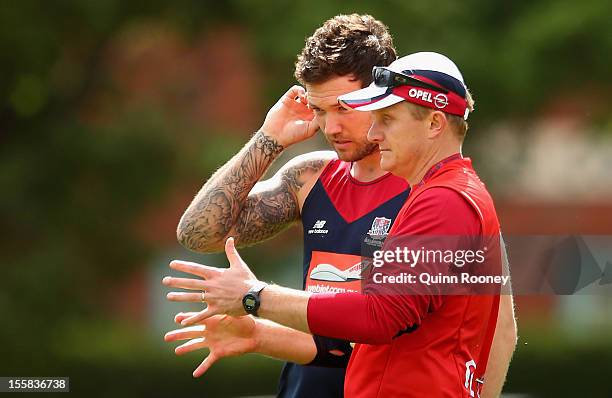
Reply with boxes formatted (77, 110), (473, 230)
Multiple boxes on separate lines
(428, 111), (447, 139)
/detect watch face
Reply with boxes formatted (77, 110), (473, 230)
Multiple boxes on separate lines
(244, 296), (256, 309)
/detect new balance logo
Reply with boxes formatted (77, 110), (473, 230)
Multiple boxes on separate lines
(308, 220), (329, 235)
(313, 220), (326, 229)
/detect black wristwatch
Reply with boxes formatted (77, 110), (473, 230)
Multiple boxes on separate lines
(242, 281), (268, 317)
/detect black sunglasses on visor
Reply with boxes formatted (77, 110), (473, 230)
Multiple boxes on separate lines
(372, 67), (449, 94)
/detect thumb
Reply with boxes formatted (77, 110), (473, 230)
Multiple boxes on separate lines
(225, 237), (246, 269)
(305, 119), (319, 138)
(174, 312), (198, 324)
(193, 353), (219, 378)
(182, 308), (216, 326)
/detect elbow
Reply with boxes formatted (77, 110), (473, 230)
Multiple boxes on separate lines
(365, 321), (419, 345)
(176, 225), (197, 252)
(357, 295), (418, 345)
(357, 314), (402, 345)
(371, 319), (402, 344)
(176, 226), (193, 250)
(357, 329), (394, 345)
(176, 219), (221, 253)
(357, 322), (407, 345)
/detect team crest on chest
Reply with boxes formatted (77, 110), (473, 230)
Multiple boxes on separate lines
(367, 217), (392, 236)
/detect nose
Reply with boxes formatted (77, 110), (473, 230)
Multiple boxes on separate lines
(368, 120), (384, 143)
(323, 112), (342, 135)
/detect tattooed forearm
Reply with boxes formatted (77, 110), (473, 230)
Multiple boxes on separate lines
(177, 130), (284, 252)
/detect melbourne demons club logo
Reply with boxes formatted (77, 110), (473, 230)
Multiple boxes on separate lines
(367, 217), (392, 236)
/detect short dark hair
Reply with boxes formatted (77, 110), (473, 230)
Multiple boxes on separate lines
(294, 14), (396, 87)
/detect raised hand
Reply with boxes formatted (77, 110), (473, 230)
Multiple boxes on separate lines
(164, 237), (259, 325)
(260, 85), (319, 148)
(165, 313), (258, 377)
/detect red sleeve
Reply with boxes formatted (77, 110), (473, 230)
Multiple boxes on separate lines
(307, 187), (481, 344)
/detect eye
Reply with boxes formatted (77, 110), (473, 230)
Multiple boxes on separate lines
(313, 108), (325, 115)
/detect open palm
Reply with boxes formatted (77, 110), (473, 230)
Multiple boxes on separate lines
(165, 313), (257, 377)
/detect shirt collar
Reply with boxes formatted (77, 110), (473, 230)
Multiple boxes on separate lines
(414, 153), (463, 189)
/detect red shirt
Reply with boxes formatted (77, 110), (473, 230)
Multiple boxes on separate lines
(307, 155), (501, 397)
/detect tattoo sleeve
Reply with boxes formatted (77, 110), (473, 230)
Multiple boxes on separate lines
(177, 131), (326, 252)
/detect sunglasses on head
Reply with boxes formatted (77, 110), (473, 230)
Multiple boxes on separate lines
(372, 67), (449, 94)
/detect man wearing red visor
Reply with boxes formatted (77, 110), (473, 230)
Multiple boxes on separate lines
(170, 52), (507, 397)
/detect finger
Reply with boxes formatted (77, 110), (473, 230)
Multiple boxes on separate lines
(175, 312), (224, 325)
(181, 308), (218, 326)
(294, 98), (315, 122)
(283, 85), (305, 102)
(162, 276), (207, 291)
(303, 119), (319, 137)
(174, 312), (199, 324)
(225, 237), (246, 270)
(298, 92), (308, 105)
(164, 325), (206, 342)
(175, 337), (208, 355)
(193, 353), (219, 378)
(167, 291), (208, 303)
(291, 92), (313, 117)
(169, 260), (223, 279)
